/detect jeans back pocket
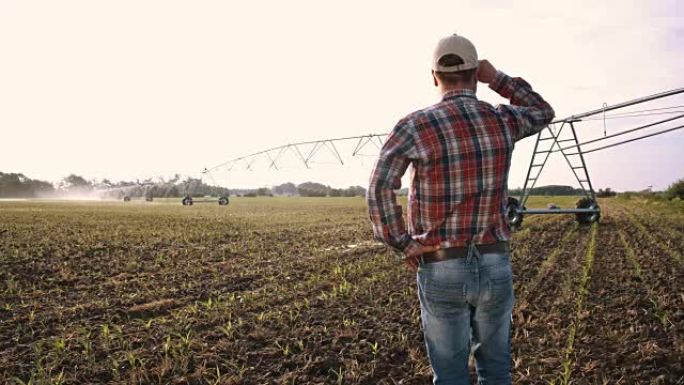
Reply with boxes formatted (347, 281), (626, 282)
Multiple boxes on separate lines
(483, 272), (514, 310)
(419, 276), (467, 318)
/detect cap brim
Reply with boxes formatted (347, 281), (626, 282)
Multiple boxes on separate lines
(434, 63), (478, 73)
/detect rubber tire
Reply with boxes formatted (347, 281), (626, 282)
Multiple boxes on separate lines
(506, 197), (525, 229)
(576, 197), (600, 224)
(218, 196), (229, 206)
(182, 197), (193, 206)
(145, 196), (153, 202)
(123, 196), (131, 202)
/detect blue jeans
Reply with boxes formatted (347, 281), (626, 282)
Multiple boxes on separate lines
(417, 245), (514, 385)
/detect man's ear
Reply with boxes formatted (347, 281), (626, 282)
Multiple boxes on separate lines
(432, 70), (438, 87)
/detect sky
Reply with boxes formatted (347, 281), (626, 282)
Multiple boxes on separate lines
(1, 0), (683, 191)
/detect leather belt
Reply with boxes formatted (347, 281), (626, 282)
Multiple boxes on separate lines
(421, 241), (509, 264)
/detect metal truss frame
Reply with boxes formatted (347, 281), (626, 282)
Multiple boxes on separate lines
(203, 134), (388, 175)
(516, 87), (684, 221)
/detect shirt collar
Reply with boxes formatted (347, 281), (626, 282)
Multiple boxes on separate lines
(441, 89), (477, 102)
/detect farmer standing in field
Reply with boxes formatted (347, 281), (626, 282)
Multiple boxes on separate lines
(367, 33), (554, 384)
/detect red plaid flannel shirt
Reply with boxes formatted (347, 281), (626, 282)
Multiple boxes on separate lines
(367, 71), (555, 256)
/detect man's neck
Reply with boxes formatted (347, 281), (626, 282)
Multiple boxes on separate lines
(440, 85), (476, 96)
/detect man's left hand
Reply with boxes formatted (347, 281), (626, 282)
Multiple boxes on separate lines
(404, 245), (440, 272)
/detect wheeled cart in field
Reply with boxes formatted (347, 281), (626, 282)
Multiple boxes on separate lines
(181, 196), (229, 206)
(122, 195), (154, 202)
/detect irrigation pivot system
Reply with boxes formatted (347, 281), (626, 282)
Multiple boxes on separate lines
(203, 87), (684, 226)
(508, 87), (684, 227)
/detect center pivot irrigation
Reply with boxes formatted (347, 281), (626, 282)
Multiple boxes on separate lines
(202, 87), (684, 226)
(508, 87), (684, 227)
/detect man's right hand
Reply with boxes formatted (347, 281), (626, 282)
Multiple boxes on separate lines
(477, 59), (497, 84)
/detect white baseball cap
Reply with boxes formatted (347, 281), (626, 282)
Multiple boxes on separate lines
(432, 34), (478, 73)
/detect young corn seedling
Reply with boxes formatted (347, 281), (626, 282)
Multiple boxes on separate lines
(288, 308), (300, 324)
(52, 338), (66, 359)
(274, 341), (290, 356)
(330, 367), (345, 385)
(174, 331), (194, 355)
(100, 324), (111, 349)
(125, 351), (143, 370)
(162, 335), (172, 356)
(209, 365), (229, 385)
(369, 341), (379, 357)
(342, 317), (356, 328)
(219, 320), (234, 337)
(78, 331), (94, 362)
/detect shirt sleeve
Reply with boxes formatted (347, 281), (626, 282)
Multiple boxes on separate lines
(367, 118), (423, 256)
(489, 71), (555, 141)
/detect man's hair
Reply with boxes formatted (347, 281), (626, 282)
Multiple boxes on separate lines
(434, 54), (476, 85)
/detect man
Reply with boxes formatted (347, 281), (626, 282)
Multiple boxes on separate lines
(367, 33), (554, 384)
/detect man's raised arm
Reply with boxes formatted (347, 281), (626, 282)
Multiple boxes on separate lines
(478, 59), (555, 141)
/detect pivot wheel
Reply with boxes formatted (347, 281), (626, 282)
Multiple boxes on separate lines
(576, 197), (600, 224)
(218, 196), (229, 206)
(506, 197), (525, 229)
(145, 196), (153, 202)
(123, 196), (131, 202)
(182, 196), (194, 206)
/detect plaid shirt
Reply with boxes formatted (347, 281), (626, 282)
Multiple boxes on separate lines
(367, 71), (555, 256)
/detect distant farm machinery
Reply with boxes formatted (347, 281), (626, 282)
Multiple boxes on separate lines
(181, 195), (230, 206)
(122, 195), (154, 202)
(202, 87), (684, 225)
(112, 180), (230, 206)
(101, 181), (156, 202)
(180, 169), (231, 206)
(123, 194), (230, 206)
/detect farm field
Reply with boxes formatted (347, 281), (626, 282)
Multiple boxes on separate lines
(0, 197), (683, 384)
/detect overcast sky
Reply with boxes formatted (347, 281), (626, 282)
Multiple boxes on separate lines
(1, 0), (682, 191)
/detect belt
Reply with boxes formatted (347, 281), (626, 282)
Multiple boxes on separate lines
(421, 241), (509, 264)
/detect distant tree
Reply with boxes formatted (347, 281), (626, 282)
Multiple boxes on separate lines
(343, 185), (366, 197)
(666, 177), (684, 200)
(297, 182), (329, 197)
(0, 173), (30, 197)
(60, 174), (93, 194)
(596, 188), (617, 198)
(272, 182), (297, 196)
(0, 172), (55, 198)
(162, 174), (181, 185)
(256, 187), (272, 196)
(100, 179), (113, 187)
(29, 179), (55, 197)
(165, 185), (179, 197)
(507, 185), (582, 196)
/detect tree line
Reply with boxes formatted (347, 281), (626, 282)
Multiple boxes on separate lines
(0, 173), (55, 198)
(0, 173), (367, 199)
(0, 172), (229, 199)
(5, 170), (681, 200)
(238, 182), (367, 197)
(508, 185), (584, 196)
